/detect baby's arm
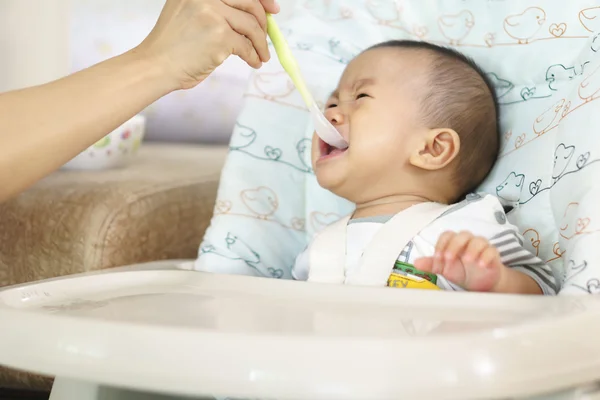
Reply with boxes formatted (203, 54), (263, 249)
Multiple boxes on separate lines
(414, 231), (556, 295)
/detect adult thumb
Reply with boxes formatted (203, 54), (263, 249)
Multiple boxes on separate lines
(259, 0), (280, 14)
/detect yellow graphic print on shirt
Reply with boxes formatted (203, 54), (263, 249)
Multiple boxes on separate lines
(387, 261), (440, 290)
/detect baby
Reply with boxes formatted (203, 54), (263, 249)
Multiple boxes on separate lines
(293, 40), (557, 295)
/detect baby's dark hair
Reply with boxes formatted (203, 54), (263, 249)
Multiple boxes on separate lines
(367, 40), (500, 200)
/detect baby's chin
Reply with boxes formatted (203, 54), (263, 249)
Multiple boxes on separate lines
(315, 168), (350, 198)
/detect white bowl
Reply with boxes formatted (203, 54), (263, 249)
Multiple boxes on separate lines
(62, 115), (146, 170)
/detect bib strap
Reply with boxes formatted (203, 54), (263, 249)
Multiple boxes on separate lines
(307, 215), (351, 284)
(308, 202), (452, 286)
(346, 202), (452, 286)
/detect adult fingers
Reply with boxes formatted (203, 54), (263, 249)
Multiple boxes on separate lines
(259, 0), (280, 14)
(222, 0), (268, 32)
(228, 31), (262, 68)
(223, 6), (270, 62)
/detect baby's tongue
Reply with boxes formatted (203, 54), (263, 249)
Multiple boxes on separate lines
(330, 147), (346, 156)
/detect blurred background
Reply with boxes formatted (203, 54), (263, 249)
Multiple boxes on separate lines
(0, 0), (255, 144)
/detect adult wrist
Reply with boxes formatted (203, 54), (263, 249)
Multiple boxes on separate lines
(127, 45), (181, 95)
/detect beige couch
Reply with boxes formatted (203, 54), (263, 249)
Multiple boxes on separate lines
(0, 143), (228, 391)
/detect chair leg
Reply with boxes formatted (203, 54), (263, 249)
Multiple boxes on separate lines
(0, 388), (50, 400)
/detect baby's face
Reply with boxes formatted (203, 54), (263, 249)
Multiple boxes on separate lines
(311, 47), (427, 202)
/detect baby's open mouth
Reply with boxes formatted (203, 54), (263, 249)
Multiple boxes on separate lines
(319, 138), (348, 161)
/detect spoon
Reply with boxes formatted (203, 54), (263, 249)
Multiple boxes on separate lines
(266, 14), (349, 149)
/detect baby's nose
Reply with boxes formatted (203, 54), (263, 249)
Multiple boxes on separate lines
(324, 107), (345, 125)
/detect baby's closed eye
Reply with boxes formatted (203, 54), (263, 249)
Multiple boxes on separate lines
(326, 93), (370, 109)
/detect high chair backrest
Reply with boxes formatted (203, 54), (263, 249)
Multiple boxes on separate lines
(196, 0), (600, 294)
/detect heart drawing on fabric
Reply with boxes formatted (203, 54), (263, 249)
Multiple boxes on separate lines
(549, 23), (567, 37)
(413, 25), (428, 38)
(520, 86), (536, 101)
(587, 279), (600, 294)
(576, 218), (590, 233)
(515, 133), (526, 148)
(577, 152), (590, 169)
(200, 244), (215, 254)
(484, 32), (495, 47)
(529, 179), (542, 195)
(264, 146), (282, 160)
(268, 267), (284, 279)
(290, 217), (306, 231)
(340, 7), (353, 18)
(215, 200), (232, 214)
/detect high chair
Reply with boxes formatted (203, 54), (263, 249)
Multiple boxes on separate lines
(2, 1), (600, 399)
(1, 260), (600, 400)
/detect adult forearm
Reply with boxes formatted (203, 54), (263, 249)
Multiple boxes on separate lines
(0, 0), (279, 202)
(0, 48), (175, 202)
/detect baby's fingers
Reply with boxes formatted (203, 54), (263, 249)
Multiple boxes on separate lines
(434, 232), (460, 274)
(478, 246), (501, 268)
(463, 236), (490, 264)
(434, 231), (455, 257)
(414, 257), (434, 272)
(441, 231), (473, 261)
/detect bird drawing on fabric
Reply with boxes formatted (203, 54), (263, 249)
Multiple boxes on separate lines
(329, 38), (360, 64)
(496, 172), (525, 204)
(579, 63), (600, 102)
(579, 6), (600, 33)
(552, 144), (575, 181)
(533, 99), (565, 135)
(522, 229), (541, 256)
(254, 72), (295, 101)
(545, 64), (589, 91)
(437, 10), (475, 45)
(224, 233), (261, 265)
(503, 7), (546, 44)
(366, 0), (401, 26)
(296, 138), (313, 172)
(241, 187), (279, 219)
(485, 72), (514, 98)
(230, 123), (257, 150)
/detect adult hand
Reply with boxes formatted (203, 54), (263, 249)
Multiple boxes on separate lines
(138, 0), (280, 90)
(0, 0), (280, 202)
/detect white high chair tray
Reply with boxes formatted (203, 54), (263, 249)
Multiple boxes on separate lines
(1, 261), (600, 400)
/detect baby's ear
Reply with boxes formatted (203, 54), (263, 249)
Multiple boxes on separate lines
(409, 128), (460, 171)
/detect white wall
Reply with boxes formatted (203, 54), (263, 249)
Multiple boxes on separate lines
(0, 0), (70, 92)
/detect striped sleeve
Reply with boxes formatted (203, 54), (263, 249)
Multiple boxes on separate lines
(488, 229), (558, 295)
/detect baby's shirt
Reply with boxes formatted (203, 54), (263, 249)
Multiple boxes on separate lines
(293, 193), (558, 295)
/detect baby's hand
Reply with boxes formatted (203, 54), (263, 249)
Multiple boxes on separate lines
(414, 231), (506, 292)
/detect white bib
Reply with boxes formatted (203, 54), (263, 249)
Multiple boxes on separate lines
(307, 202), (452, 286)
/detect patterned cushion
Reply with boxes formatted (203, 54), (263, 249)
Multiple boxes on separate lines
(197, 0), (600, 294)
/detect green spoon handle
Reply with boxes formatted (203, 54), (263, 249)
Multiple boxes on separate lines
(266, 13), (314, 107)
